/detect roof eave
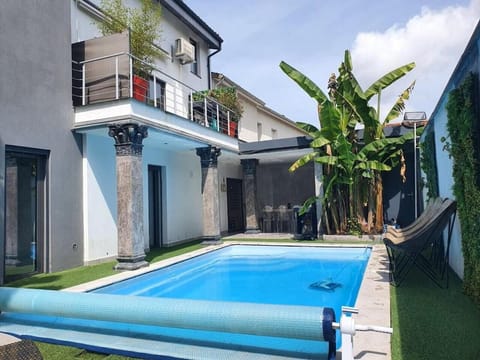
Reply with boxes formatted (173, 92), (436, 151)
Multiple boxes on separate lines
(159, 0), (223, 49)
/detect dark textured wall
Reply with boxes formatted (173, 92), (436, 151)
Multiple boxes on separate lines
(256, 162), (315, 210)
(0, 1), (83, 275)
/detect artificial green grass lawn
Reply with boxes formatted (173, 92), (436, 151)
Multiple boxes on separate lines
(5, 239), (480, 359)
(7, 241), (204, 290)
(391, 267), (480, 360)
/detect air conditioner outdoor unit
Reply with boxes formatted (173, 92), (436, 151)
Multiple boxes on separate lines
(175, 38), (195, 64)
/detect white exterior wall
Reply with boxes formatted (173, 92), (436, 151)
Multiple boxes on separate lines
(238, 95), (305, 142)
(160, 10), (210, 91)
(73, 0), (221, 261)
(71, 0), (210, 93)
(83, 134), (118, 262)
(142, 147), (203, 247)
(71, 0), (102, 43)
(83, 134), (205, 263)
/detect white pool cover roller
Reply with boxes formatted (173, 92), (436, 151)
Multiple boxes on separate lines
(0, 287), (336, 358)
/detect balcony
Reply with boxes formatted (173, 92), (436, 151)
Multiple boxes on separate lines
(72, 52), (239, 139)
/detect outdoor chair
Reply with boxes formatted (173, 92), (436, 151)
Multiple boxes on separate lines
(262, 205), (275, 233)
(386, 197), (443, 236)
(277, 205), (292, 233)
(385, 197), (443, 237)
(383, 198), (456, 288)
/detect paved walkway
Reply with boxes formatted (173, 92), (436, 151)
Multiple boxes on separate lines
(0, 333), (20, 346)
(352, 245), (391, 360)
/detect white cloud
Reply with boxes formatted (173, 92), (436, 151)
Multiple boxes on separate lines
(351, 0), (480, 120)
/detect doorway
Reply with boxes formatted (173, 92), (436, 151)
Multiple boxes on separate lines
(227, 178), (244, 233)
(148, 165), (163, 248)
(5, 149), (47, 282)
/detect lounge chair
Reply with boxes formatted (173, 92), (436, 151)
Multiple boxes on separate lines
(385, 197), (443, 237)
(383, 198), (456, 288)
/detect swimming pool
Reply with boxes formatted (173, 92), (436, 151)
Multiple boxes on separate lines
(91, 244), (371, 358)
(93, 245), (370, 311)
(0, 245), (371, 359)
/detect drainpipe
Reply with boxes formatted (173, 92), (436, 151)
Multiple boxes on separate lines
(207, 45), (222, 90)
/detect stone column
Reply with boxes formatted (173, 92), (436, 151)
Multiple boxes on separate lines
(196, 146), (222, 243)
(241, 158), (260, 233)
(108, 123), (149, 270)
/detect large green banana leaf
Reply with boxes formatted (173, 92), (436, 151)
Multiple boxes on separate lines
(288, 152), (317, 172)
(310, 135), (331, 149)
(296, 122), (319, 135)
(364, 62), (416, 100)
(383, 80), (416, 124)
(279, 61), (328, 104)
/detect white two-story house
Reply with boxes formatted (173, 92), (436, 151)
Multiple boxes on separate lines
(0, 0), (316, 281)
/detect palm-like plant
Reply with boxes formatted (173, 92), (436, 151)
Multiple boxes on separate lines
(96, 0), (163, 76)
(280, 50), (419, 234)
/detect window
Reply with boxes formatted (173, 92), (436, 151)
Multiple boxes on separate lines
(257, 122), (262, 141)
(272, 128), (278, 139)
(190, 39), (199, 76)
(149, 76), (166, 110)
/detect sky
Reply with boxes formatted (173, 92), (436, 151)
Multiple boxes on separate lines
(184, 0), (480, 125)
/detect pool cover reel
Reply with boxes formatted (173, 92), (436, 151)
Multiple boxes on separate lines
(0, 287), (337, 359)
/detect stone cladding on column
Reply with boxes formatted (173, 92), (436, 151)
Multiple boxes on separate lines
(108, 123), (149, 270)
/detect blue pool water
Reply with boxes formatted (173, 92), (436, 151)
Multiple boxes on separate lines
(91, 245), (371, 357)
(1, 245), (371, 359)
(94, 245), (370, 312)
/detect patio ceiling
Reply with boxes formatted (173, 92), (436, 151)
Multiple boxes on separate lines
(239, 136), (313, 164)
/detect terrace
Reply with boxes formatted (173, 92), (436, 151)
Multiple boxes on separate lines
(71, 33), (239, 141)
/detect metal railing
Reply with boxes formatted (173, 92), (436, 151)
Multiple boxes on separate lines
(72, 52), (238, 138)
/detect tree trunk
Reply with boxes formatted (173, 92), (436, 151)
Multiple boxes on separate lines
(375, 173), (384, 233)
(367, 179), (374, 234)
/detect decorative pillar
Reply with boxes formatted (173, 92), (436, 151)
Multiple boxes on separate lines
(241, 158), (260, 233)
(196, 146), (222, 243)
(108, 123), (149, 270)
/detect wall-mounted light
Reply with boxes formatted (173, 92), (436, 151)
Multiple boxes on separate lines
(220, 177), (227, 192)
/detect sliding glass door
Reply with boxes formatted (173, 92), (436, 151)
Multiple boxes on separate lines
(5, 150), (46, 281)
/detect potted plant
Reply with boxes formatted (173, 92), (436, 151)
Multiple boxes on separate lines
(95, 0), (163, 102)
(192, 87), (243, 136)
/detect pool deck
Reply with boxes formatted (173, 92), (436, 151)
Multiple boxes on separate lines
(1, 236), (391, 360)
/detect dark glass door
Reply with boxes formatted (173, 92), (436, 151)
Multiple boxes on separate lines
(227, 178), (244, 232)
(148, 165), (163, 248)
(5, 151), (46, 281)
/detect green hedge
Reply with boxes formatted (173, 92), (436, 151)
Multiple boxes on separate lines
(420, 129), (439, 199)
(446, 72), (480, 306)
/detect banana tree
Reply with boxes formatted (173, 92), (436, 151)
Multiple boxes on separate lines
(290, 118), (420, 234)
(280, 51), (419, 234)
(330, 51), (416, 227)
(354, 54), (416, 232)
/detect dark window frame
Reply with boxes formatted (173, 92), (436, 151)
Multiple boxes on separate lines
(4, 145), (49, 282)
(190, 38), (200, 77)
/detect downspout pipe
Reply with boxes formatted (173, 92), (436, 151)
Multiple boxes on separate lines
(207, 45), (222, 89)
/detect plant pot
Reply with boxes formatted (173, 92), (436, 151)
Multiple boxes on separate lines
(133, 75), (148, 102)
(229, 121), (238, 137)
